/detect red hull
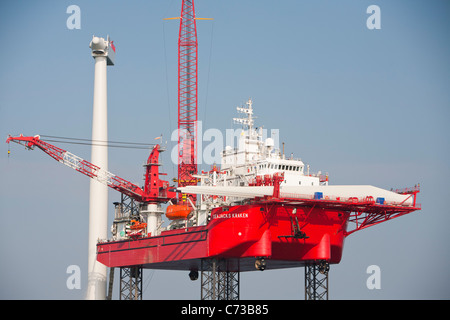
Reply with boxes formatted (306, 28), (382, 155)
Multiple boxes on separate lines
(97, 204), (348, 272)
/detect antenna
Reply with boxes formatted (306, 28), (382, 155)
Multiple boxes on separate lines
(233, 98), (254, 131)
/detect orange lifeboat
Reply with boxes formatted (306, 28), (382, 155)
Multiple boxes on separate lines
(129, 220), (147, 230)
(166, 204), (192, 220)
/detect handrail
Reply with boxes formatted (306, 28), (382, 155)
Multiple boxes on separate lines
(279, 192), (418, 207)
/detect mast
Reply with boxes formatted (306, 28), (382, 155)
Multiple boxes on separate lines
(233, 99), (255, 132)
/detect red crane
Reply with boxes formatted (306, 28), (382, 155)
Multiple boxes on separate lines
(6, 134), (176, 203)
(177, 0), (198, 202)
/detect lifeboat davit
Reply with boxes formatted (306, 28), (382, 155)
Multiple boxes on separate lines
(166, 204), (192, 220)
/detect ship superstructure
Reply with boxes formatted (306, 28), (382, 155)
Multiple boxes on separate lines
(220, 98), (325, 188)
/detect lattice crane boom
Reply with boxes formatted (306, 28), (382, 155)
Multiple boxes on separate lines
(6, 134), (175, 203)
(177, 0), (199, 195)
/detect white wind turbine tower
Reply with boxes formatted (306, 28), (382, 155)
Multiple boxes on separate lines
(86, 35), (115, 300)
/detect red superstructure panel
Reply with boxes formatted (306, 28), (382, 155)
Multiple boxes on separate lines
(97, 226), (208, 270)
(207, 204), (347, 264)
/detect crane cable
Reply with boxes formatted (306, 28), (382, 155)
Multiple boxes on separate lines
(38, 134), (157, 150)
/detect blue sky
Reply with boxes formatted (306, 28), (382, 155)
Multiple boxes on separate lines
(0, 0), (449, 299)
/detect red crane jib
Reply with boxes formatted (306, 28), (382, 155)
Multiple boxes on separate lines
(6, 135), (175, 203)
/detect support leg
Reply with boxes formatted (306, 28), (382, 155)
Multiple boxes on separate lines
(201, 259), (239, 300)
(120, 266), (143, 300)
(305, 260), (329, 300)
